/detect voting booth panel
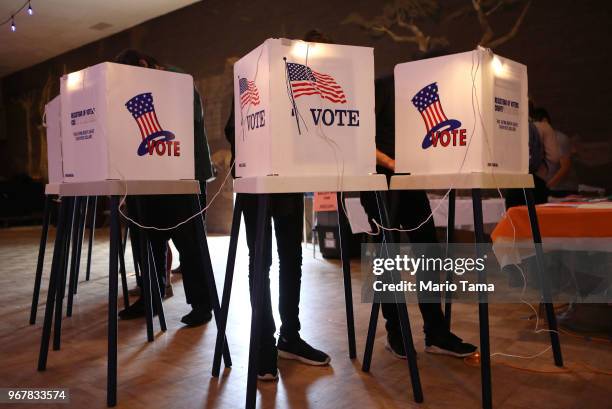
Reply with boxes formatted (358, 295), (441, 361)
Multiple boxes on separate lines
(60, 63), (194, 182)
(394, 48), (528, 175)
(233, 38), (376, 178)
(45, 96), (63, 184)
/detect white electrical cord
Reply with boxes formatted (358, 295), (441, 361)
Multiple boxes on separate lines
(116, 161), (235, 231)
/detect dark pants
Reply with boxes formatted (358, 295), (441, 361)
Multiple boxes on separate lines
(505, 174), (548, 208)
(242, 193), (304, 347)
(128, 187), (212, 311)
(361, 189), (447, 340)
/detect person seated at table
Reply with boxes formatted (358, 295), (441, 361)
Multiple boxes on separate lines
(223, 31), (334, 381)
(531, 106), (561, 202)
(114, 49), (215, 327)
(360, 49), (477, 359)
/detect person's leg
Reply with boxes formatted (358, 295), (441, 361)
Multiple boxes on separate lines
(358, 190), (402, 334)
(274, 194), (303, 340)
(398, 190), (476, 357)
(119, 196), (167, 319)
(242, 194), (278, 377)
(273, 193), (330, 365)
(398, 190), (446, 340)
(165, 194), (213, 326)
(243, 195), (276, 344)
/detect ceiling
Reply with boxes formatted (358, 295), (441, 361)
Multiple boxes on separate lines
(0, 0), (200, 78)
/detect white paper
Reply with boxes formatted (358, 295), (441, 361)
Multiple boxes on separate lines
(344, 197), (372, 234)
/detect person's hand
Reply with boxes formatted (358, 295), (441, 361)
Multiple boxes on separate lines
(386, 158), (396, 172)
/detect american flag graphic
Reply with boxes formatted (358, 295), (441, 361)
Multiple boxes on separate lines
(125, 92), (164, 140)
(239, 77), (260, 109)
(286, 62), (347, 104)
(411, 83), (449, 132)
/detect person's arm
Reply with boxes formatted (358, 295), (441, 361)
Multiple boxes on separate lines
(547, 155), (571, 188)
(194, 88), (215, 182)
(376, 149), (395, 172)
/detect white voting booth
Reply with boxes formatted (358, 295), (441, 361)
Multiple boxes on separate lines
(45, 96), (63, 185)
(60, 62), (194, 182)
(233, 38), (376, 179)
(394, 48), (528, 176)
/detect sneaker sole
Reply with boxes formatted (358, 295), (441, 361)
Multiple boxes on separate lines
(257, 373), (278, 381)
(278, 350), (331, 366)
(384, 342), (407, 360)
(424, 345), (477, 358)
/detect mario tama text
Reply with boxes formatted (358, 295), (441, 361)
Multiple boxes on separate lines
(358, 242), (612, 304)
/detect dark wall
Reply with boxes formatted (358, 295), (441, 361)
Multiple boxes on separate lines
(1, 0), (610, 229)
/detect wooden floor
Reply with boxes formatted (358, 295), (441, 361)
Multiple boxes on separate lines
(0, 226), (610, 409)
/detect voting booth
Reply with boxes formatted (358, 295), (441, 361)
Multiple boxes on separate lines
(45, 96), (63, 184)
(394, 48), (528, 175)
(60, 62), (194, 182)
(233, 38), (376, 178)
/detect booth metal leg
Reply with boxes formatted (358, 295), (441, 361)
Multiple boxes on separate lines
(107, 196), (120, 407)
(122, 223), (129, 256)
(212, 194), (243, 377)
(381, 191), (423, 403)
(361, 191), (423, 403)
(30, 195), (53, 325)
(362, 191), (386, 372)
(118, 226), (130, 310)
(38, 197), (70, 371)
(148, 241), (167, 332)
(245, 194), (270, 409)
(524, 188), (563, 367)
(361, 301), (380, 373)
(128, 223), (141, 282)
(53, 197), (77, 350)
(73, 197), (89, 294)
(336, 192), (357, 359)
(471, 189), (492, 409)
(134, 201), (155, 342)
(67, 197), (86, 316)
(85, 196), (98, 281)
(444, 189), (456, 330)
(191, 195), (232, 369)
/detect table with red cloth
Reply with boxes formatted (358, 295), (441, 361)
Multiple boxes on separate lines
(491, 202), (612, 304)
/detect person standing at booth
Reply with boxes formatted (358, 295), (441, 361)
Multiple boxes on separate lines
(224, 30), (334, 380)
(361, 58), (477, 359)
(114, 49), (215, 327)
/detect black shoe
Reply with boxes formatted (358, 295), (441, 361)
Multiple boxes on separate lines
(118, 297), (157, 320)
(180, 306), (212, 327)
(385, 331), (407, 360)
(425, 332), (477, 358)
(277, 335), (330, 366)
(257, 344), (279, 381)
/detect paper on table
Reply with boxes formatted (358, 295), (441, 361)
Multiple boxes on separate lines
(539, 203), (579, 207)
(344, 197), (372, 234)
(577, 202), (612, 209)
